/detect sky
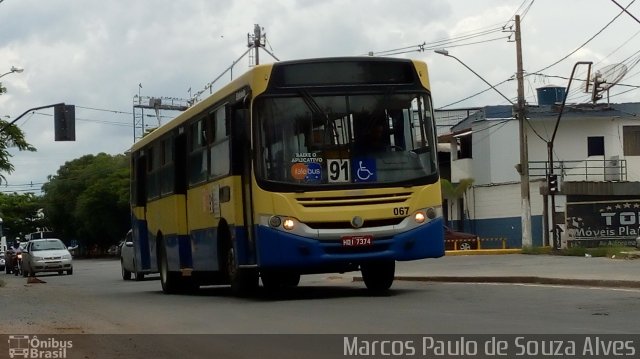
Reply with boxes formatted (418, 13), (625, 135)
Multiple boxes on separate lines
(0, 0), (639, 194)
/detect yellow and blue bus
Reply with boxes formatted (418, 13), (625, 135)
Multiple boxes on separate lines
(129, 57), (444, 295)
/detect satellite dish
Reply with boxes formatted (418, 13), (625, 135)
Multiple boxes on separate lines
(591, 63), (628, 103)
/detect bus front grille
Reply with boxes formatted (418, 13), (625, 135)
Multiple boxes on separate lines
(295, 192), (412, 208)
(306, 218), (403, 229)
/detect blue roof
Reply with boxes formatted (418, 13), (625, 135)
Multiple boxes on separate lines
(449, 103), (640, 134)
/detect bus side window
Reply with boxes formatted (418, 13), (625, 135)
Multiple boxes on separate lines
(188, 119), (207, 185)
(209, 106), (230, 178)
(134, 153), (147, 206)
(146, 146), (160, 199)
(174, 133), (187, 194)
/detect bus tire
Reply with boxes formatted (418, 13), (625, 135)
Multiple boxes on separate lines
(261, 271), (300, 290)
(159, 239), (181, 294)
(225, 244), (258, 296)
(361, 260), (395, 294)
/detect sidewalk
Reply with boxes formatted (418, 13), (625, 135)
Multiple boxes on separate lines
(393, 251), (640, 288)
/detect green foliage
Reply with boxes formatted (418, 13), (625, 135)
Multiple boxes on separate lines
(521, 246), (553, 255)
(522, 245), (635, 258)
(559, 245), (635, 258)
(41, 153), (130, 252)
(0, 192), (47, 240)
(440, 178), (474, 226)
(440, 178), (474, 200)
(0, 121), (37, 184)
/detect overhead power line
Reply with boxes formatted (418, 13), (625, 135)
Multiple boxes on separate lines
(611, 0), (640, 24)
(440, 1), (636, 108)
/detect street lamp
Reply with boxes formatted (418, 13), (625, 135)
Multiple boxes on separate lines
(0, 66), (24, 79)
(435, 49), (514, 105)
(435, 47), (532, 248)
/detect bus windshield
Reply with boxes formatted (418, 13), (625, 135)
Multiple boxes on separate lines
(255, 91), (438, 188)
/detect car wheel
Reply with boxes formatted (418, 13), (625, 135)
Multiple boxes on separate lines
(67, 268), (73, 275)
(135, 272), (145, 281)
(361, 260), (395, 294)
(121, 259), (131, 280)
(459, 242), (472, 250)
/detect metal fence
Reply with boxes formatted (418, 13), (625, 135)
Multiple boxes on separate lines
(529, 158), (627, 181)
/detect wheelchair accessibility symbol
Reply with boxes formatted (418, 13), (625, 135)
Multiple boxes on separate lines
(353, 158), (377, 182)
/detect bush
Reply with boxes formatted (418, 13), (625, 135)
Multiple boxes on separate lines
(522, 245), (635, 257)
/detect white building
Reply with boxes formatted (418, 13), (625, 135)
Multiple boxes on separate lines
(439, 95), (640, 248)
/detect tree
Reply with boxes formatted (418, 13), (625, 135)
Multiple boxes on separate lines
(0, 192), (47, 240)
(0, 121), (37, 184)
(41, 153), (130, 253)
(440, 178), (474, 227)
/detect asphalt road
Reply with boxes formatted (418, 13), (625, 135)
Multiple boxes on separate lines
(1, 258), (639, 358)
(1, 258), (639, 334)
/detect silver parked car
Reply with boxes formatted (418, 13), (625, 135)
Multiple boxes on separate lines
(21, 238), (73, 276)
(120, 230), (155, 281)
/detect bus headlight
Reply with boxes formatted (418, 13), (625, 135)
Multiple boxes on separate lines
(268, 216), (282, 228)
(414, 211), (426, 224)
(426, 207), (437, 219)
(283, 218), (295, 231)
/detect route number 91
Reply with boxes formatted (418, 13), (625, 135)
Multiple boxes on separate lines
(393, 207), (409, 216)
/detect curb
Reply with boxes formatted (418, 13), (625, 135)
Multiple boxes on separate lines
(445, 249), (522, 256)
(390, 276), (640, 289)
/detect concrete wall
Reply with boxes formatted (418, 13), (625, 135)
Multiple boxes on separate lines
(449, 181), (546, 247)
(447, 105), (640, 247)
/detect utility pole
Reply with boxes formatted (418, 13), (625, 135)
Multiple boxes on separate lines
(515, 15), (532, 248)
(253, 24), (261, 65)
(247, 24), (279, 67)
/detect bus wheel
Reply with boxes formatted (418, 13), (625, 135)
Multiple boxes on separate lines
(225, 245), (258, 296)
(360, 260), (395, 294)
(159, 242), (181, 294)
(261, 271), (300, 290)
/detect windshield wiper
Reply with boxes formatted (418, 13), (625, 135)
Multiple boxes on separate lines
(299, 90), (339, 143)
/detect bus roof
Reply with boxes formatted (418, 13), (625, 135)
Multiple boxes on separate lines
(129, 56), (428, 152)
(130, 62), (272, 152)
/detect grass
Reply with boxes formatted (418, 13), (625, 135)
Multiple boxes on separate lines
(523, 245), (637, 258)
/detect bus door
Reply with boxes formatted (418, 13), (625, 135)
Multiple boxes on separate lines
(132, 152), (151, 270)
(173, 131), (191, 270)
(232, 106), (257, 266)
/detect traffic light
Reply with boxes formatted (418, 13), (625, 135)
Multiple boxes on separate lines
(54, 104), (75, 141)
(548, 174), (559, 194)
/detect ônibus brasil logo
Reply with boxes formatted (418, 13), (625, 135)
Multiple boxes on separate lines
(8, 335), (73, 358)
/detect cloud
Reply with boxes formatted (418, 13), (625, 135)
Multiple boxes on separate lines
(0, 0), (639, 192)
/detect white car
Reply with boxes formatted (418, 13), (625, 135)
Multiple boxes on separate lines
(0, 252), (5, 271)
(21, 238), (73, 276)
(120, 230), (155, 281)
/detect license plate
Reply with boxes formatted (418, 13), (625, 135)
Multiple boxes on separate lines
(341, 235), (373, 247)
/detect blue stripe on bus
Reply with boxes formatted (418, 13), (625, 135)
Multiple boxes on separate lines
(178, 234), (193, 269)
(255, 217), (445, 269)
(232, 225), (257, 266)
(191, 228), (219, 271)
(132, 218), (151, 270)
